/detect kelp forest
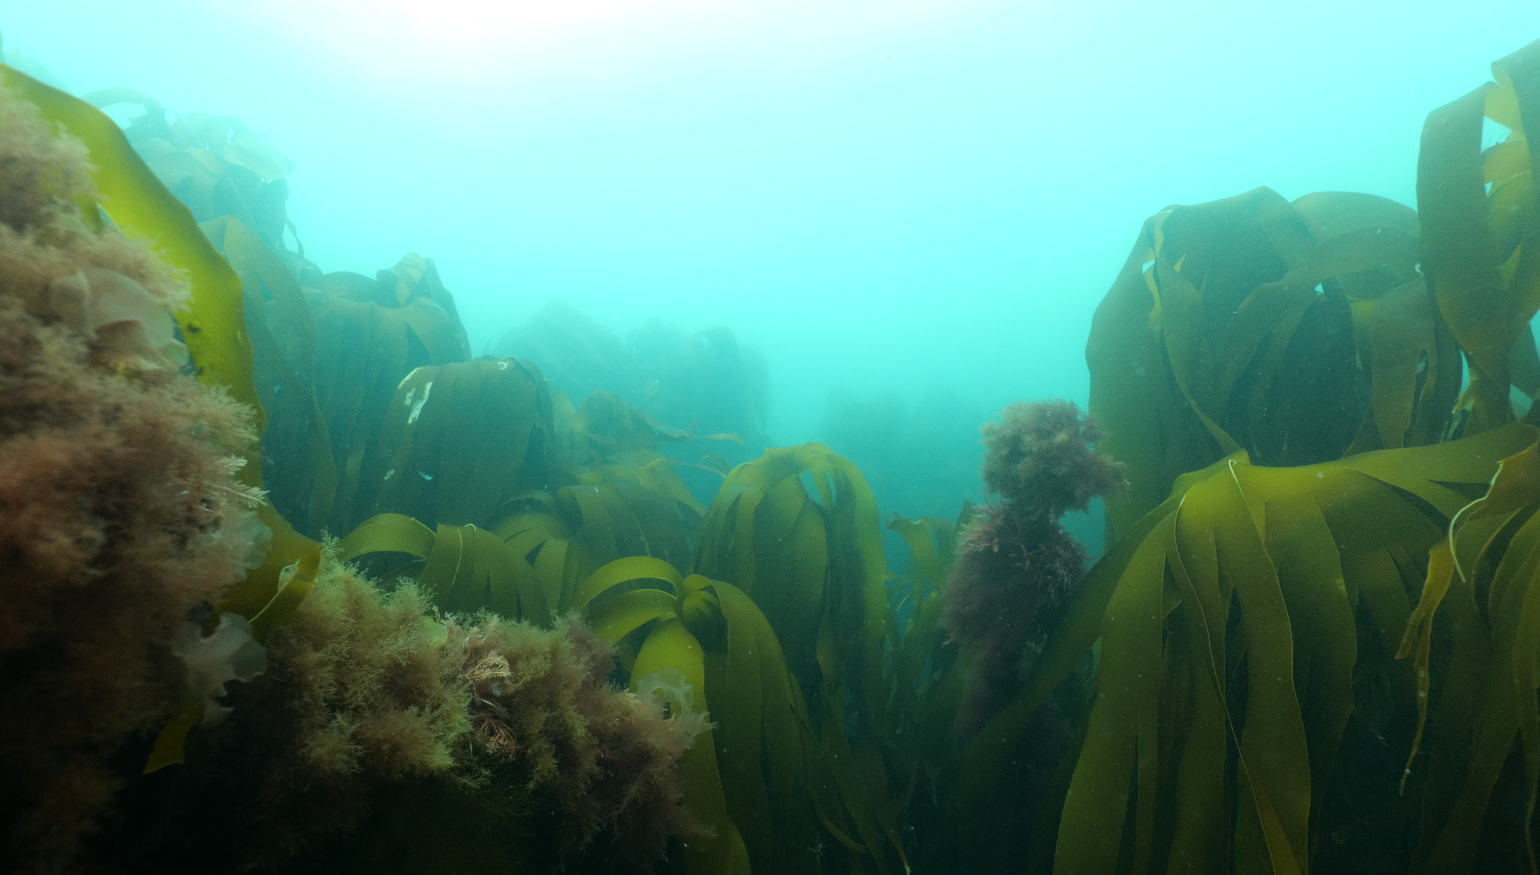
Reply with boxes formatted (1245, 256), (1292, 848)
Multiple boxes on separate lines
(6, 29), (1540, 875)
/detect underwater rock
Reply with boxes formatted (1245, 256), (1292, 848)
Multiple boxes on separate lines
(0, 83), (266, 873)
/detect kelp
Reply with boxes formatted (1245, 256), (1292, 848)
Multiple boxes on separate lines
(569, 557), (752, 873)
(7, 56), (909, 875)
(40, 83), (484, 544)
(339, 473), (702, 625)
(347, 357), (554, 528)
(333, 443), (915, 873)
(338, 513), (551, 622)
(693, 444), (911, 874)
(969, 424), (1530, 875)
(1086, 186), (1438, 537)
(694, 445), (891, 722)
(1030, 39), (1540, 875)
(203, 214), (339, 530)
(305, 256), (474, 532)
(884, 513), (966, 866)
(572, 552), (898, 875)
(334, 388), (710, 621)
(84, 86), (297, 251)
(1397, 432), (1540, 872)
(1418, 41), (1540, 434)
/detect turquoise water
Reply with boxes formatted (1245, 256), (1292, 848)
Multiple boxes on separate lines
(4, 1), (1537, 523)
(12, 9), (1540, 874)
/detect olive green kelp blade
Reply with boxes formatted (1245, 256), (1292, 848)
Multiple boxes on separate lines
(85, 87), (296, 248)
(958, 423), (1537, 875)
(694, 444), (892, 724)
(887, 513), (963, 746)
(1419, 38), (1540, 435)
(348, 358), (555, 529)
(573, 556), (898, 875)
(491, 440), (704, 616)
(306, 260), (471, 531)
(1397, 423), (1540, 873)
(201, 215), (338, 531)
(693, 444), (909, 874)
(339, 512), (550, 623)
(1087, 187), (1446, 538)
(571, 559), (754, 875)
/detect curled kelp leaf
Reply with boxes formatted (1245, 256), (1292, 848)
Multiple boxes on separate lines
(339, 512), (551, 624)
(692, 443), (909, 874)
(1090, 184), (1453, 537)
(1418, 39), (1540, 434)
(349, 358), (554, 531)
(573, 555), (894, 875)
(1395, 426), (1540, 872)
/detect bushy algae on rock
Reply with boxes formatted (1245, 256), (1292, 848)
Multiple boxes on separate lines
(0, 79), (265, 872)
(104, 549), (702, 874)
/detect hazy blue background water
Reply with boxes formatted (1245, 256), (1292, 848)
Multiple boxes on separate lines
(7, 1), (1540, 536)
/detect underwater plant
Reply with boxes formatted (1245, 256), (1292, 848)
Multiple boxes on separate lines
(331, 388), (715, 627)
(0, 78), (270, 872)
(68, 85), (480, 540)
(5, 52), (879, 875)
(952, 35), (1540, 875)
(690, 444), (918, 875)
(1085, 183), (1434, 536)
(573, 548), (901, 875)
(90, 549), (702, 873)
(941, 400), (1123, 735)
(84, 87), (298, 253)
(346, 355), (555, 529)
(302, 255), (475, 516)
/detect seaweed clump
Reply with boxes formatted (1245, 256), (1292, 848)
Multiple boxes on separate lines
(119, 549), (701, 874)
(0, 83), (266, 872)
(942, 400), (1123, 735)
(461, 616), (705, 865)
